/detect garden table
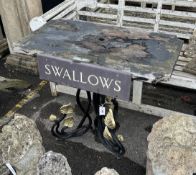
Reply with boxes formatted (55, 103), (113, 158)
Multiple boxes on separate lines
(15, 19), (183, 156)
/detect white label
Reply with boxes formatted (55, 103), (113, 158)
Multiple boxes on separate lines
(6, 163), (16, 175)
(99, 106), (106, 116)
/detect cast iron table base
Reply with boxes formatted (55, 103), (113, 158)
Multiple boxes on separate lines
(51, 89), (125, 157)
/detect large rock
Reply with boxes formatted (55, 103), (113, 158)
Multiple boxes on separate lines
(37, 151), (72, 175)
(0, 113), (45, 175)
(147, 114), (196, 175)
(95, 167), (119, 175)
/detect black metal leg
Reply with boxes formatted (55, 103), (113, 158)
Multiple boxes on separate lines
(51, 89), (92, 139)
(51, 89), (125, 157)
(93, 93), (125, 158)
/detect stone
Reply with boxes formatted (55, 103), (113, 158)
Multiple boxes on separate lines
(0, 164), (11, 175)
(0, 113), (45, 175)
(37, 151), (72, 175)
(146, 114), (196, 175)
(95, 167), (119, 175)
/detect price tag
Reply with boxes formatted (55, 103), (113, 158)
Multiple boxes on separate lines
(99, 105), (106, 116)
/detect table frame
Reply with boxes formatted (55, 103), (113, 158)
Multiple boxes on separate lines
(50, 81), (194, 118)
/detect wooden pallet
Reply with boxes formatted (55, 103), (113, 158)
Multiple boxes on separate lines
(27, 0), (196, 40)
(77, 0), (196, 39)
(164, 53), (196, 89)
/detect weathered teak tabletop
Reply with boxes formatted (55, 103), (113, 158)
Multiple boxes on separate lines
(14, 19), (183, 100)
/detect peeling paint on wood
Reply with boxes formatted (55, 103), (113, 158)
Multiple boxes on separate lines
(14, 19), (183, 82)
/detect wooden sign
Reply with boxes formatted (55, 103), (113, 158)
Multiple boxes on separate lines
(38, 54), (132, 101)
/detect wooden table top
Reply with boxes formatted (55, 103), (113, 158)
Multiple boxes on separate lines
(14, 19), (183, 82)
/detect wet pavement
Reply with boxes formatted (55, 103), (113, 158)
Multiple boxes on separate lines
(0, 57), (196, 175)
